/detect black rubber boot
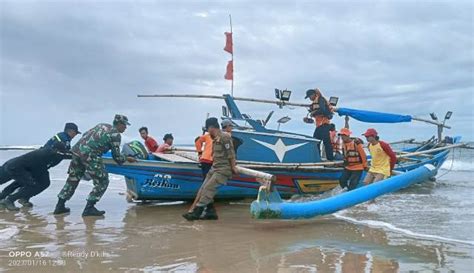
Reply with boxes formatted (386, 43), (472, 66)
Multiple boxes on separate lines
(18, 198), (33, 208)
(200, 203), (218, 220)
(0, 198), (19, 211)
(53, 198), (70, 215)
(182, 206), (205, 221)
(82, 201), (105, 217)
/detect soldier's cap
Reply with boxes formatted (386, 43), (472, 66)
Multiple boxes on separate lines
(163, 133), (174, 141)
(304, 89), (317, 99)
(64, 122), (81, 134)
(113, 114), (131, 125)
(221, 119), (233, 128)
(205, 117), (220, 130)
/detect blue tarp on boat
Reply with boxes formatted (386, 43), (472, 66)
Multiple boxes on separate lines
(337, 107), (412, 123)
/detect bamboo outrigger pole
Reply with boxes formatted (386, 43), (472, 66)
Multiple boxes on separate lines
(137, 94), (453, 129)
(137, 94), (311, 107)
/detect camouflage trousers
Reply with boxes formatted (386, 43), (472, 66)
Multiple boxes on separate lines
(58, 155), (109, 203)
(196, 169), (231, 207)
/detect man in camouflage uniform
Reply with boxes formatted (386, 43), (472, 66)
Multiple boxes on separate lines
(54, 114), (136, 217)
(183, 117), (238, 221)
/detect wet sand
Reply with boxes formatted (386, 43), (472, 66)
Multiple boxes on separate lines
(0, 150), (473, 272)
(1, 177), (472, 273)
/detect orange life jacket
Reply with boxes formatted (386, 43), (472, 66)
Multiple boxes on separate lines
(310, 96), (333, 127)
(343, 141), (363, 166)
(195, 133), (213, 164)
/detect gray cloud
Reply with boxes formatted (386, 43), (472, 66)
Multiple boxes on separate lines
(1, 0), (472, 145)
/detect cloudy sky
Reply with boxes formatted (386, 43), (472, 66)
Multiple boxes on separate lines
(1, 0), (473, 146)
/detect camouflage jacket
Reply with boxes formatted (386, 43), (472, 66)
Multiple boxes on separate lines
(71, 123), (126, 164)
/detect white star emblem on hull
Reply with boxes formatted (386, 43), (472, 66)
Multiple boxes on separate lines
(252, 138), (307, 162)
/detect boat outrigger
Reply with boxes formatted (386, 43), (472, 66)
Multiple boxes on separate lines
(103, 91), (466, 212)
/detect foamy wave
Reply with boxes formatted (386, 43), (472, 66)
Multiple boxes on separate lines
(0, 145), (40, 150)
(440, 159), (474, 172)
(0, 226), (19, 240)
(334, 213), (474, 246)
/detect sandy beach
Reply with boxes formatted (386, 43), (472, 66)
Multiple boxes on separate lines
(1, 150), (473, 272)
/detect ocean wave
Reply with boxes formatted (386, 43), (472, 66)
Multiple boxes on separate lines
(0, 226), (19, 240)
(333, 213), (474, 246)
(0, 145), (40, 150)
(440, 159), (474, 172)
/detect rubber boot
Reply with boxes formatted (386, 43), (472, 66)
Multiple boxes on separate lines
(0, 198), (20, 211)
(182, 206), (205, 221)
(200, 203), (218, 220)
(18, 198), (33, 208)
(82, 201), (105, 217)
(53, 198), (70, 215)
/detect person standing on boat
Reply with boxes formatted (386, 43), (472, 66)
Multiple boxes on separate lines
(338, 128), (367, 191)
(362, 128), (397, 184)
(53, 114), (137, 217)
(303, 88), (335, 161)
(156, 133), (174, 153)
(139, 126), (159, 153)
(183, 117), (238, 221)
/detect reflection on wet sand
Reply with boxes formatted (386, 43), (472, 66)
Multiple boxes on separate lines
(0, 189), (472, 272)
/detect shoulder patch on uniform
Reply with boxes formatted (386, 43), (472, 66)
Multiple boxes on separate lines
(225, 143), (230, 150)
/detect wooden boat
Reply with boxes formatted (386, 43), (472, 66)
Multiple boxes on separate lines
(103, 92), (461, 201)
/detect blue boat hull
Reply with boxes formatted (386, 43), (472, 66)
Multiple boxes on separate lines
(104, 146), (449, 201)
(104, 159), (343, 200)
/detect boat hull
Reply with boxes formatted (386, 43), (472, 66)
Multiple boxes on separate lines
(104, 147), (449, 201)
(104, 159), (342, 200)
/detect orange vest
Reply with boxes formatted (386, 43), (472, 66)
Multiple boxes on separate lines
(195, 133), (213, 163)
(343, 141), (367, 171)
(311, 96), (332, 127)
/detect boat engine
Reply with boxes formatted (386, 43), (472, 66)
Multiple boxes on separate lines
(122, 140), (148, 159)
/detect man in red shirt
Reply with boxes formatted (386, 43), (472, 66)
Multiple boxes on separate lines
(139, 127), (159, 153)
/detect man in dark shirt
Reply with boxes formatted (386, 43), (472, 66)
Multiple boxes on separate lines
(0, 142), (71, 211)
(44, 122), (81, 150)
(0, 123), (79, 208)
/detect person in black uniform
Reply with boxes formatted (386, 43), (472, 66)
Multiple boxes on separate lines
(0, 142), (72, 210)
(44, 123), (80, 150)
(0, 122), (81, 208)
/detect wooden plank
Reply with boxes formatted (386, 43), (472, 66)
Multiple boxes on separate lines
(151, 152), (197, 163)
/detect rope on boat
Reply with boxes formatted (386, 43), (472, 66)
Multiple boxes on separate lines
(436, 147), (457, 179)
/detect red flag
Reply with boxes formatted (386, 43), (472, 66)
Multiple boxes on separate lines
(224, 60), (233, 80)
(224, 32), (233, 54)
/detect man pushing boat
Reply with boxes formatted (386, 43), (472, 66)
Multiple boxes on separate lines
(183, 117), (238, 221)
(0, 123), (80, 210)
(54, 114), (136, 217)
